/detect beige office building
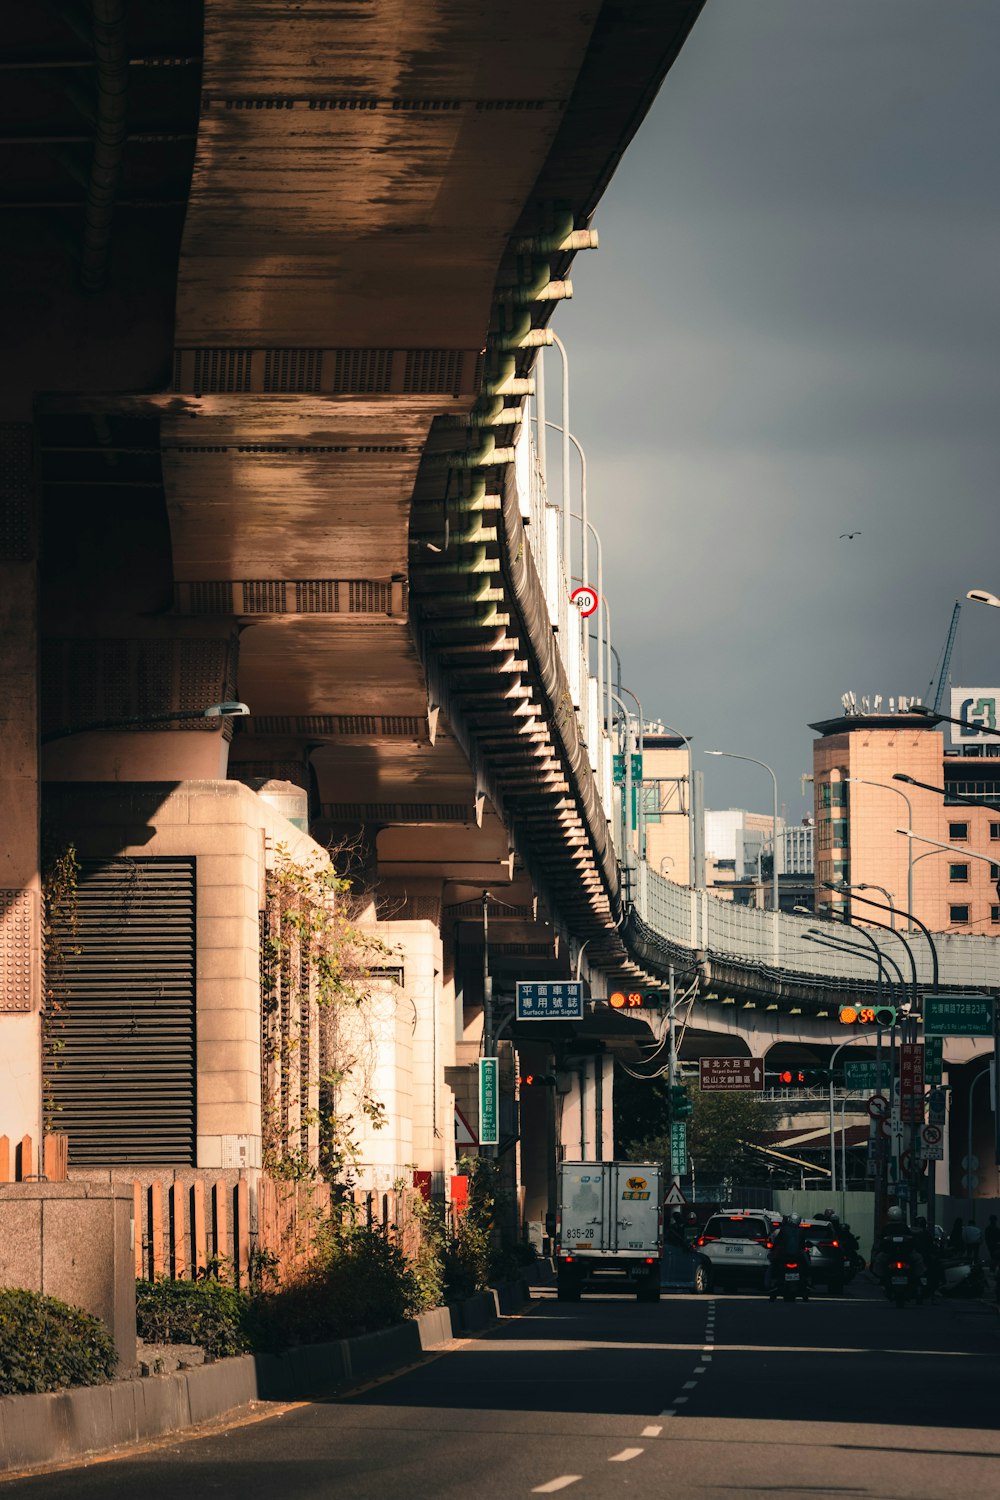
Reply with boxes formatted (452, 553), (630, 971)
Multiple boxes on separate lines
(811, 705), (1000, 933)
(639, 725), (692, 885)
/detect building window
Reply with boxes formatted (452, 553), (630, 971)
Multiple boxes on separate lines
(949, 904), (970, 924)
(946, 781), (1000, 807)
(715, 858), (736, 871)
(992, 905), (1000, 925)
(832, 819), (849, 847)
(948, 822), (969, 841)
(817, 819), (832, 851)
(832, 861), (850, 884)
(949, 863), (969, 882)
(991, 822), (1000, 841)
(820, 782), (848, 809)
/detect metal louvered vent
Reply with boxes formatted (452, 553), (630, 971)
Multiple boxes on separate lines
(348, 580), (391, 612)
(191, 348), (253, 393)
(332, 349), (393, 393)
(263, 349), (323, 393)
(475, 99), (554, 111)
(403, 349), (462, 395)
(307, 98), (378, 111)
(321, 803), (469, 823)
(246, 715), (424, 738)
(392, 98), (461, 111)
(242, 580), (288, 613)
(45, 859), (196, 1165)
(185, 581), (233, 615)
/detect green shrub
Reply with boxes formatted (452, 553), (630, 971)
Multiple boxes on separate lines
(248, 1221), (425, 1351)
(0, 1287), (118, 1395)
(136, 1278), (251, 1359)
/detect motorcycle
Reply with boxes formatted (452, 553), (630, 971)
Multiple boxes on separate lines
(770, 1257), (810, 1303)
(884, 1254), (921, 1309)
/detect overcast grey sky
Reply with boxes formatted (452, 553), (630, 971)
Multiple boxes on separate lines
(563, 0), (1000, 822)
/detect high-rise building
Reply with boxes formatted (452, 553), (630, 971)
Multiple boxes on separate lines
(811, 695), (1000, 932)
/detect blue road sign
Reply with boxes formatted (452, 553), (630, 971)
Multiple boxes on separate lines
(516, 981), (584, 1022)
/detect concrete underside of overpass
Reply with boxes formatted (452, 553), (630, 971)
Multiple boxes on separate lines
(1, 2), (708, 1174)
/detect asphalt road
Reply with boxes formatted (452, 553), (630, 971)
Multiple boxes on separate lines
(6, 1282), (999, 1499)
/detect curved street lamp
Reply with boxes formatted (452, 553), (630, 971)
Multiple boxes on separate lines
(705, 750), (780, 912)
(845, 776), (913, 930)
(42, 701), (251, 744)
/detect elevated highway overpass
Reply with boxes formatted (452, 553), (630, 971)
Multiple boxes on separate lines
(2, 2), (996, 1196)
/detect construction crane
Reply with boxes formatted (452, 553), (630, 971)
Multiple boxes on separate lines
(929, 601), (962, 715)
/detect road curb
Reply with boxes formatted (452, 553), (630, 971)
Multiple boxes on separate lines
(0, 1279), (530, 1477)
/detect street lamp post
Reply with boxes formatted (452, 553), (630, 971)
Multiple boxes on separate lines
(550, 332), (573, 585)
(894, 829), (1000, 903)
(705, 750), (780, 912)
(657, 720), (699, 890)
(42, 701), (250, 744)
(844, 776), (914, 930)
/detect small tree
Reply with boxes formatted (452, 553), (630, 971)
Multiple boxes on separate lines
(687, 1092), (779, 1182)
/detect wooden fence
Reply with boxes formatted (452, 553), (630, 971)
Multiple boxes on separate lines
(1, 1137), (433, 1288)
(0, 1133), (69, 1182)
(131, 1177), (425, 1288)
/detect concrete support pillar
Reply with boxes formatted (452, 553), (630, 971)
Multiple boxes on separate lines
(0, 424), (42, 1144)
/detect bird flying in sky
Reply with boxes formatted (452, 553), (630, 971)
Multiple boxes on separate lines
(839, 531), (861, 539)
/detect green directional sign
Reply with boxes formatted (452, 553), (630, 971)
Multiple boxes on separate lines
(670, 1121), (688, 1178)
(843, 1060), (891, 1091)
(923, 994), (993, 1037)
(613, 752), (644, 787)
(479, 1057), (499, 1146)
(924, 1035), (943, 1085)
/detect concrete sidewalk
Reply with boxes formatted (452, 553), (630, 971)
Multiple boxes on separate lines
(0, 1280), (531, 1477)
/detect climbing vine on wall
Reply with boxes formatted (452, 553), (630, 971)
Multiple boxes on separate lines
(260, 845), (397, 1186)
(40, 845), (80, 1131)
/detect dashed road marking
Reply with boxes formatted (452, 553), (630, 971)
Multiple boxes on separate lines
(609, 1449), (644, 1463)
(532, 1478), (582, 1493)
(694, 1366), (706, 1374)
(641, 1425), (662, 1437)
(673, 1396), (689, 1404)
(683, 1380), (698, 1390)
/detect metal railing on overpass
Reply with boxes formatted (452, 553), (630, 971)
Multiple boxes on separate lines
(636, 864), (998, 995)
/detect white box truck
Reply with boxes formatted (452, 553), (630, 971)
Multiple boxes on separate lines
(555, 1161), (663, 1302)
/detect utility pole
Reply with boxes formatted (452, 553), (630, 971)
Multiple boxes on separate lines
(482, 889), (494, 1161)
(667, 964), (680, 1196)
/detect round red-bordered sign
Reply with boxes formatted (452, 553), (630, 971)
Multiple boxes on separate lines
(570, 585), (599, 617)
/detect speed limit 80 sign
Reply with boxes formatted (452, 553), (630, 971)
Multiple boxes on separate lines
(570, 585), (599, 617)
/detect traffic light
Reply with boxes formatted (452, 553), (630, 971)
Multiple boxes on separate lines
(838, 1003), (897, 1027)
(777, 1068), (831, 1086)
(607, 989), (666, 1010)
(519, 1073), (556, 1088)
(670, 1085), (693, 1120)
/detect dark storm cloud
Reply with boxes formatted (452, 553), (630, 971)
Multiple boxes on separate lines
(560, 0), (1000, 817)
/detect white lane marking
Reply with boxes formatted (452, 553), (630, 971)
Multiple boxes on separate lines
(532, 1479), (582, 1494)
(609, 1449), (644, 1463)
(659, 1409), (677, 1417)
(673, 1396), (689, 1404)
(641, 1425), (662, 1437)
(694, 1366), (706, 1374)
(701, 1354), (713, 1362)
(683, 1380), (698, 1390)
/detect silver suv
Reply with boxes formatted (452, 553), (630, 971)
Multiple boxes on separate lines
(695, 1212), (776, 1291)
